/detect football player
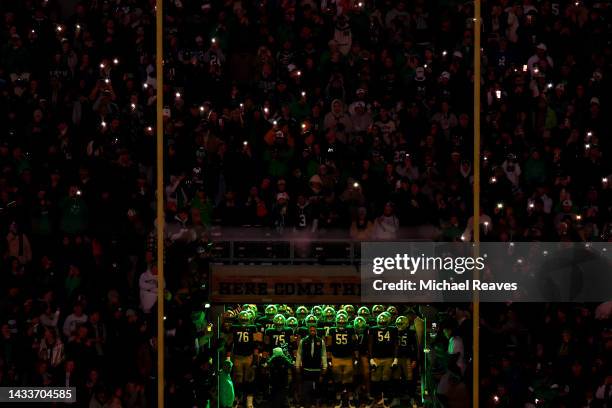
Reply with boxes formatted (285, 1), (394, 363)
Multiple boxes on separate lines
(244, 307), (264, 356)
(243, 304), (258, 319)
(341, 304), (356, 319)
(265, 314), (291, 353)
(393, 315), (418, 400)
(369, 312), (398, 404)
(311, 305), (323, 320)
(357, 306), (372, 325)
(285, 316), (301, 405)
(243, 305), (259, 331)
(286, 316), (299, 331)
(230, 310), (259, 408)
(220, 310), (235, 337)
(353, 316), (371, 399)
(299, 314), (318, 338)
(318, 306), (336, 338)
(285, 317), (300, 357)
(371, 305), (385, 322)
(295, 306), (309, 325)
(282, 305), (294, 318)
(243, 307), (255, 323)
(329, 313), (357, 406)
(386, 306), (399, 320)
(257, 304), (278, 332)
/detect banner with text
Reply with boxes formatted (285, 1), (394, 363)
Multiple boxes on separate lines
(361, 242), (612, 302)
(211, 265), (361, 304)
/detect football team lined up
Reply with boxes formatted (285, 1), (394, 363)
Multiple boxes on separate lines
(220, 304), (424, 408)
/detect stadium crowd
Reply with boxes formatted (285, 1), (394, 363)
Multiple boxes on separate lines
(0, 0), (610, 407)
(0, 0), (165, 406)
(160, 0), (611, 244)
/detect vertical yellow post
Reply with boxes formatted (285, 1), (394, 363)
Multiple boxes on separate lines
(155, 0), (164, 407)
(473, 1), (481, 407)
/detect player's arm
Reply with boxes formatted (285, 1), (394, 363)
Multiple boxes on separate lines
(368, 328), (378, 367)
(250, 325), (262, 357)
(253, 323), (264, 344)
(263, 328), (271, 344)
(256, 319), (266, 333)
(320, 340), (327, 370)
(393, 328), (399, 359)
(264, 327), (274, 354)
(414, 316), (424, 358)
(326, 328), (334, 365)
(295, 338), (303, 369)
(290, 329), (299, 344)
(392, 328), (399, 367)
(287, 329), (300, 350)
(325, 328), (333, 347)
(352, 332), (359, 360)
(350, 329), (360, 362)
(413, 331), (421, 364)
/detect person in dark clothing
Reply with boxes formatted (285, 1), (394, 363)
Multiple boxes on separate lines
(295, 324), (327, 408)
(267, 347), (294, 408)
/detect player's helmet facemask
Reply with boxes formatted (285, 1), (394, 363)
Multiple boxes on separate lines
(377, 311), (391, 327)
(342, 304), (355, 316)
(372, 304), (385, 315)
(238, 310), (251, 325)
(244, 304), (258, 318)
(395, 315), (409, 331)
(265, 304), (278, 320)
(323, 306), (336, 323)
(357, 306), (371, 319)
(286, 317), (298, 330)
(296, 306), (309, 321)
(336, 313), (348, 328)
(273, 313), (286, 330)
(305, 314), (318, 328)
(353, 316), (367, 332)
(245, 309), (256, 323)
